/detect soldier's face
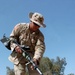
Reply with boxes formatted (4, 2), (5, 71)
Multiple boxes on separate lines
(30, 22), (40, 31)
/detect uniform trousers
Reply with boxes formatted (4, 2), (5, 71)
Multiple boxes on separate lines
(14, 63), (40, 75)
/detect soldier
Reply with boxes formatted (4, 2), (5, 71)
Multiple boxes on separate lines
(8, 12), (46, 75)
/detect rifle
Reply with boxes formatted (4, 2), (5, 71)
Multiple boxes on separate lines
(0, 35), (43, 75)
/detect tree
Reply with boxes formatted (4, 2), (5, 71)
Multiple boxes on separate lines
(39, 57), (53, 73)
(39, 57), (53, 75)
(6, 67), (15, 75)
(68, 73), (75, 75)
(6, 56), (67, 75)
(51, 56), (67, 75)
(40, 56), (67, 75)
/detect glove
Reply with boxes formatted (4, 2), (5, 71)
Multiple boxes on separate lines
(33, 58), (39, 65)
(15, 46), (22, 53)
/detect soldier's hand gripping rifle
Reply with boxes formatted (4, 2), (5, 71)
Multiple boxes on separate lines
(0, 35), (43, 75)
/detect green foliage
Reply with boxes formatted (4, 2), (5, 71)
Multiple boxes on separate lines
(40, 56), (67, 75)
(6, 56), (67, 75)
(39, 57), (53, 73)
(6, 67), (15, 75)
(68, 73), (75, 75)
(51, 56), (67, 75)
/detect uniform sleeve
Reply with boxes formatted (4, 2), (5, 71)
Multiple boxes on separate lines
(10, 23), (22, 51)
(33, 32), (45, 61)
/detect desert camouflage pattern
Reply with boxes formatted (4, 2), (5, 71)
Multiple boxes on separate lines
(8, 23), (45, 65)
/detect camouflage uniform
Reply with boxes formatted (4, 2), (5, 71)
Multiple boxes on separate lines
(8, 23), (45, 75)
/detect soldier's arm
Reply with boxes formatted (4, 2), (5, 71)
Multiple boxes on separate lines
(9, 23), (21, 51)
(33, 32), (45, 62)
